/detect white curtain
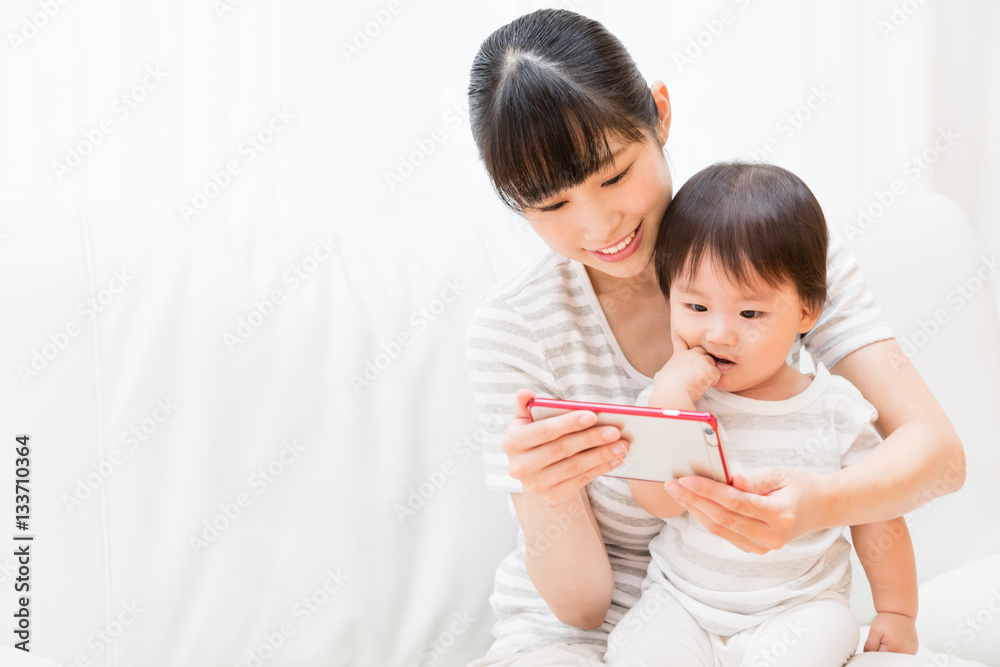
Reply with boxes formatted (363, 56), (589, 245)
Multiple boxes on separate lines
(2, 0), (997, 291)
(0, 0), (1000, 250)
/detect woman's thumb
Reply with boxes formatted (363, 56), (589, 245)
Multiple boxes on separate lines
(514, 389), (537, 421)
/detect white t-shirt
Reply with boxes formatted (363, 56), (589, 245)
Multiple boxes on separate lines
(465, 237), (894, 655)
(635, 363), (880, 636)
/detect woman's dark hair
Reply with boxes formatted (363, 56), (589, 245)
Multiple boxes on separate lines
(468, 9), (659, 211)
(654, 162), (829, 314)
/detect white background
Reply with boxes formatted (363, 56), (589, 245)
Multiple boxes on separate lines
(1, 0), (997, 291)
(1, 1), (999, 665)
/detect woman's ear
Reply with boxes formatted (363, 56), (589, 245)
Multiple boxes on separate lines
(650, 80), (672, 146)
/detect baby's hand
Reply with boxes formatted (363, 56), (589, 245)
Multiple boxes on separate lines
(650, 333), (721, 409)
(863, 611), (919, 654)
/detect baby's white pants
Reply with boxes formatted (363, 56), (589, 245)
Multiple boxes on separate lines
(605, 583), (859, 667)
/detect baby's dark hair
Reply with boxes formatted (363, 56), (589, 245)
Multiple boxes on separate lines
(654, 162), (829, 314)
(467, 9), (659, 211)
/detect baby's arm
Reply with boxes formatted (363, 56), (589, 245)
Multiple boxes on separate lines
(629, 478), (685, 518)
(631, 333), (720, 518)
(850, 518), (919, 654)
(629, 378), (690, 518)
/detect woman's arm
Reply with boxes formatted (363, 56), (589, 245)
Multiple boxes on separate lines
(467, 293), (629, 629)
(822, 339), (964, 521)
(663, 339), (965, 551)
(512, 487), (614, 630)
(506, 390), (625, 629)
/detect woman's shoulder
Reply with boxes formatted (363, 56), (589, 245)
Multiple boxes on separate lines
(805, 234), (895, 369)
(478, 249), (581, 309)
(466, 250), (600, 357)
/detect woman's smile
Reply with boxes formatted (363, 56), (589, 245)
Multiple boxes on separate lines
(589, 220), (644, 263)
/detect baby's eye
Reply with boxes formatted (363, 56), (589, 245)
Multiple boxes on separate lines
(688, 304), (707, 312)
(740, 310), (763, 319)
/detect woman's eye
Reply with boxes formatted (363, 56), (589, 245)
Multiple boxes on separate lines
(539, 201), (566, 212)
(603, 165), (632, 186)
(740, 310), (762, 319)
(689, 304), (707, 312)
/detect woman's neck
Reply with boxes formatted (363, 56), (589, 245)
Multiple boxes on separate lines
(585, 261), (660, 300)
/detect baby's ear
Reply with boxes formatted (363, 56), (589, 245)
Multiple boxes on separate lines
(798, 301), (822, 334)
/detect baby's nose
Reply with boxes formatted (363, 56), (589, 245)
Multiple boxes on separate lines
(705, 321), (737, 345)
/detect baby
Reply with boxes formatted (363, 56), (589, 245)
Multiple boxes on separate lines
(604, 162), (918, 666)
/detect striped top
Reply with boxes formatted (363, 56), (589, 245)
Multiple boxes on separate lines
(636, 363), (880, 636)
(465, 236), (894, 656)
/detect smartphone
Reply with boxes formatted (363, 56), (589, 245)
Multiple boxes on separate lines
(527, 397), (732, 485)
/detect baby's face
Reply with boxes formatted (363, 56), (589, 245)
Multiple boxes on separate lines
(669, 258), (819, 396)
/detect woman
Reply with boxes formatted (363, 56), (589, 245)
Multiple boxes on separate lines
(464, 9), (964, 666)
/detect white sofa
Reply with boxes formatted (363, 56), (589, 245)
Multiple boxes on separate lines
(0, 192), (997, 667)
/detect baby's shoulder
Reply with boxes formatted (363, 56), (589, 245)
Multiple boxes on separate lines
(815, 366), (878, 421)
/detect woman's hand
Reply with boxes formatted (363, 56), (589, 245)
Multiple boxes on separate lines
(503, 389), (630, 505)
(664, 468), (826, 553)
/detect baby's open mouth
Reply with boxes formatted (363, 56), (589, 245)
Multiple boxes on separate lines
(710, 354), (735, 368)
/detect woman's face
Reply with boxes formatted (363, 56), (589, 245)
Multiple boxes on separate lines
(520, 132), (673, 283)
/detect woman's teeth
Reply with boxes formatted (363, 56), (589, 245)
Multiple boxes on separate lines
(598, 230), (637, 254)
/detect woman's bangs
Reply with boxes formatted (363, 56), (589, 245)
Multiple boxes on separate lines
(483, 63), (648, 210)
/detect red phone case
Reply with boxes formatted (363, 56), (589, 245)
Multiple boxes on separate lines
(527, 397), (732, 485)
